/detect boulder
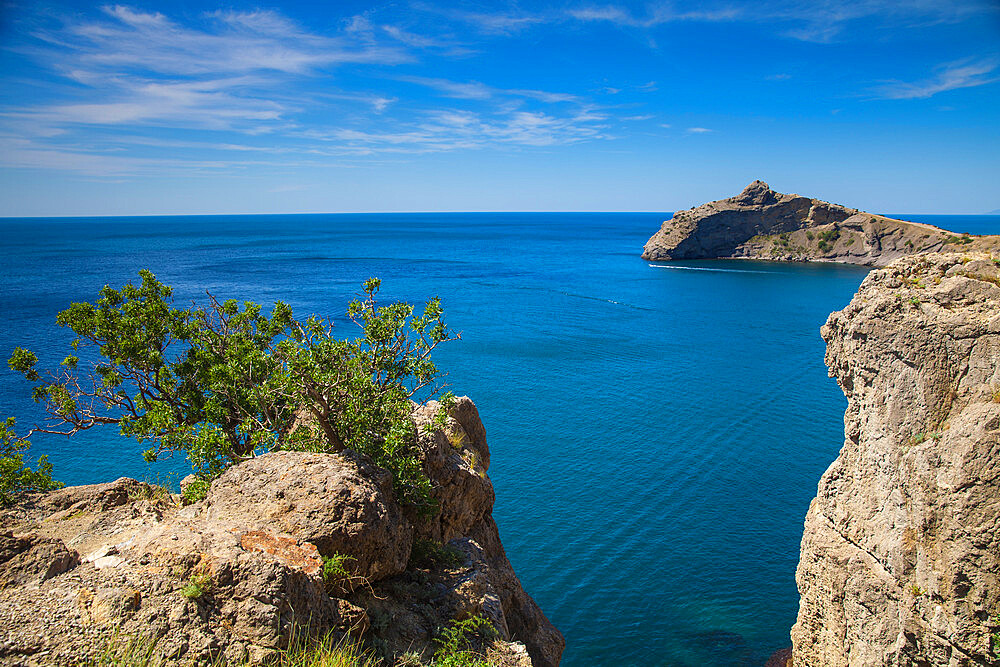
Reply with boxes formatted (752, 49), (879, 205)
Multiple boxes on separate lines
(0, 532), (78, 588)
(203, 450), (413, 582)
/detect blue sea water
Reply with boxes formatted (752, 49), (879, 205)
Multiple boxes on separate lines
(2, 212), (999, 666)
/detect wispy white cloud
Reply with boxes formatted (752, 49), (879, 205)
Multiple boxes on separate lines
(777, 0), (992, 42)
(397, 76), (579, 104)
(422, 6), (546, 34)
(8, 5), (417, 138)
(397, 76), (495, 100)
(0, 134), (317, 176)
(6, 77), (287, 133)
(0, 5), (617, 176)
(53, 6), (412, 76)
(871, 58), (999, 99)
(686, 127), (712, 133)
(304, 106), (610, 154)
(562, 0), (995, 42)
(568, 4), (739, 27)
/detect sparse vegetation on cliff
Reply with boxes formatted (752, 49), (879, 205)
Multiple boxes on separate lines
(432, 615), (497, 667)
(409, 538), (466, 569)
(91, 628), (381, 667)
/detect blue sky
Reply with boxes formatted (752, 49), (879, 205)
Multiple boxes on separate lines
(1, 0), (998, 215)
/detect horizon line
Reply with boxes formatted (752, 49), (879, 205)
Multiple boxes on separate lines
(2, 210), (997, 220)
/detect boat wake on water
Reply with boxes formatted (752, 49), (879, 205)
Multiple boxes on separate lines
(648, 264), (775, 274)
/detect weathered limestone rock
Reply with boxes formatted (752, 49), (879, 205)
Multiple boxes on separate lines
(792, 252), (1000, 666)
(394, 396), (564, 667)
(204, 449), (413, 582)
(412, 396), (495, 543)
(0, 398), (563, 666)
(642, 181), (1000, 266)
(0, 532), (78, 588)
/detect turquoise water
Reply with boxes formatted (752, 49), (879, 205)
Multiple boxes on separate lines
(2, 213), (998, 665)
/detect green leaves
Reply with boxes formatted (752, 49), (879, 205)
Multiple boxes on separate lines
(6, 271), (458, 511)
(8, 347), (39, 381)
(0, 418), (63, 507)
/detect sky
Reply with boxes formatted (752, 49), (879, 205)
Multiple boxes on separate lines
(1, 0), (999, 216)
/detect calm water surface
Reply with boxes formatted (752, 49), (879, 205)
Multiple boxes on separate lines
(2, 212), (998, 666)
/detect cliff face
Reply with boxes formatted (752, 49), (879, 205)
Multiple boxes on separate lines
(792, 253), (1000, 665)
(0, 397), (564, 666)
(642, 181), (1000, 266)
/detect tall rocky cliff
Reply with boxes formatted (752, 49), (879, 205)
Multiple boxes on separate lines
(792, 253), (1000, 665)
(0, 397), (564, 666)
(642, 181), (1000, 266)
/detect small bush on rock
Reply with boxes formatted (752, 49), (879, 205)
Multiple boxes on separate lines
(322, 553), (356, 592)
(409, 539), (466, 570)
(181, 479), (210, 504)
(432, 616), (496, 667)
(180, 572), (213, 600)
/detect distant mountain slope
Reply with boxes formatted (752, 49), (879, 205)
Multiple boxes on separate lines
(642, 181), (1000, 266)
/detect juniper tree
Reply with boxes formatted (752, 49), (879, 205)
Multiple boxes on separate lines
(8, 271), (457, 509)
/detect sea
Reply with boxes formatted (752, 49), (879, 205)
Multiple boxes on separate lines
(2, 212), (998, 666)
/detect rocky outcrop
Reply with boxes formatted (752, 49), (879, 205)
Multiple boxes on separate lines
(792, 253), (1000, 665)
(642, 181), (1000, 266)
(0, 397), (563, 666)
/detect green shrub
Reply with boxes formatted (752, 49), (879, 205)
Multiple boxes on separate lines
(432, 616), (495, 667)
(8, 272), (457, 512)
(409, 538), (466, 570)
(180, 572), (212, 600)
(181, 480), (210, 504)
(0, 417), (62, 507)
(322, 553), (356, 592)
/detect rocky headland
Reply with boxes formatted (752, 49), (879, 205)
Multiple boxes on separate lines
(792, 252), (1000, 665)
(642, 181), (1000, 266)
(0, 397), (564, 666)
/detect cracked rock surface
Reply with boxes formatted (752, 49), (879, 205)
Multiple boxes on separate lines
(791, 253), (1000, 666)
